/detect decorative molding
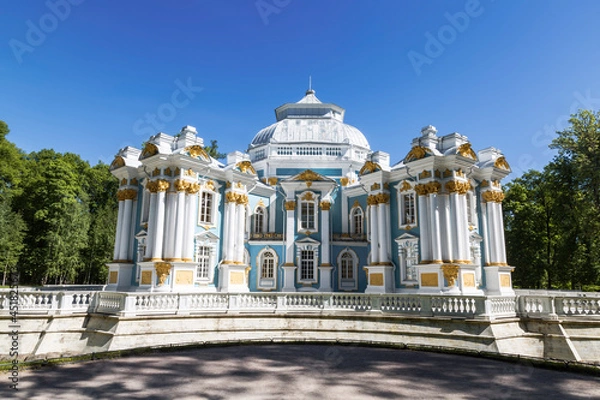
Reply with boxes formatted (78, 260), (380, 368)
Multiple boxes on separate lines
(146, 179), (170, 193)
(236, 161), (256, 174)
(445, 180), (471, 195)
(155, 262), (172, 286)
(457, 143), (477, 160)
(140, 143), (159, 160)
(399, 181), (413, 192)
(340, 177), (349, 187)
(404, 146), (431, 162)
(482, 190), (505, 203)
(371, 182), (381, 191)
(320, 201), (331, 211)
(294, 169), (321, 182)
(359, 161), (381, 176)
(419, 170), (432, 179)
(109, 156), (125, 170)
(441, 264), (460, 287)
(185, 145), (210, 161)
(268, 177), (278, 186)
(415, 181), (441, 196)
(285, 200), (296, 211)
(117, 188), (138, 201)
(494, 156), (510, 170)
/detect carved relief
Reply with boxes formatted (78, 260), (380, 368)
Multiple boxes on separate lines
(185, 145), (210, 161)
(236, 161), (256, 174)
(441, 264), (460, 287)
(359, 161), (381, 176)
(404, 146), (430, 162)
(146, 179), (170, 193)
(482, 190), (505, 203)
(285, 200), (296, 211)
(445, 180), (471, 195)
(117, 189), (138, 201)
(494, 156), (510, 170)
(457, 143), (477, 160)
(155, 262), (172, 286)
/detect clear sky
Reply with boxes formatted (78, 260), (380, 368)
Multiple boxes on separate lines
(2, 0), (600, 178)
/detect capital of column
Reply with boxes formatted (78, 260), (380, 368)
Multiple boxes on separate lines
(320, 201), (331, 210)
(147, 179), (170, 193)
(445, 180), (471, 194)
(186, 182), (201, 194)
(117, 188), (138, 201)
(482, 190), (505, 203)
(415, 181), (441, 196)
(285, 200), (296, 211)
(174, 179), (190, 192)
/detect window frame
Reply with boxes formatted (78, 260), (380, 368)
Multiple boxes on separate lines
(350, 205), (364, 238)
(337, 248), (358, 291)
(297, 191), (319, 234)
(197, 188), (217, 226)
(257, 247), (278, 290)
(398, 182), (417, 229)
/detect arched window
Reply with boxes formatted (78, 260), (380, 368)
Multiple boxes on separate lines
(254, 206), (266, 234)
(297, 191), (319, 233)
(350, 206), (364, 236)
(257, 247), (278, 290)
(338, 249), (358, 291)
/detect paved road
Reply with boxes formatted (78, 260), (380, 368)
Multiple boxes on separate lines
(2, 345), (599, 399)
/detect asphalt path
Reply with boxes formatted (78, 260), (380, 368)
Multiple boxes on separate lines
(2, 345), (599, 399)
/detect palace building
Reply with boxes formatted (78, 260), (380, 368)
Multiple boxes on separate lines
(107, 89), (514, 295)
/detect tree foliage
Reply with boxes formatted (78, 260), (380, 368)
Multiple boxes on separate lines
(505, 110), (600, 290)
(204, 139), (226, 160)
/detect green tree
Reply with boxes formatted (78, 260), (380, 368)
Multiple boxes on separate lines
(204, 139), (226, 160)
(0, 198), (26, 286)
(0, 120), (24, 196)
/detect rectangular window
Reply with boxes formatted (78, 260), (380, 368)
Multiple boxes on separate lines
(401, 193), (416, 225)
(301, 202), (315, 230)
(199, 191), (213, 224)
(196, 246), (211, 279)
(262, 257), (274, 279)
(300, 250), (315, 281)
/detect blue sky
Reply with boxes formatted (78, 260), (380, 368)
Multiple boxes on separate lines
(2, 0), (600, 178)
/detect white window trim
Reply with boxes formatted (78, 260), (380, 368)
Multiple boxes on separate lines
(253, 205), (268, 234)
(295, 239), (320, 284)
(398, 187), (418, 229)
(256, 246), (278, 290)
(349, 205), (364, 238)
(337, 248), (358, 291)
(194, 232), (218, 283)
(197, 188), (218, 227)
(296, 191), (320, 234)
(395, 233), (419, 285)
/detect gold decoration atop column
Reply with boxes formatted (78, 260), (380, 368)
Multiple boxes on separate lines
(455, 169), (465, 177)
(120, 178), (127, 186)
(236, 194), (249, 205)
(164, 167), (172, 176)
(482, 190), (505, 203)
(441, 264), (460, 287)
(494, 156), (510, 170)
(415, 181), (441, 196)
(371, 182), (381, 191)
(268, 177), (278, 186)
(320, 201), (331, 210)
(457, 143), (477, 160)
(174, 167), (181, 176)
(204, 180), (216, 191)
(184, 168), (195, 177)
(174, 179), (190, 192)
(434, 170), (441, 178)
(117, 188), (138, 201)
(480, 180), (489, 187)
(152, 168), (160, 177)
(235, 181), (244, 189)
(225, 192), (238, 203)
(443, 169), (452, 178)
(155, 262), (172, 286)
(146, 179), (170, 193)
(340, 177), (349, 187)
(445, 180), (472, 194)
(367, 195), (378, 206)
(376, 192), (390, 204)
(285, 200), (296, 211)
(131, 178), (138, 186)
(186, 182), (201, 194)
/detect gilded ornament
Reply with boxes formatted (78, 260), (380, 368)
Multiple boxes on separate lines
(383, 182), (390, 190)
(367, 194), (378, 206)
(480, 180), (489, 187)
(117, 189), (138, 201)
(204, 180), (216, 191)
(226, 181), (232, 188)
(236, 194), (249, 205)
(482, 190), (504, 203)
(455, 169), (465, 177)
(140, 143), (159, 160)
(320, 201), (331, 211)
(441, 264), (460, 287)
(120, 178), (127, 186)
(340, 177), (349, 186)
(425, 181), (441, 195)
(376, 192), (390, 204)
(109, 156), (125, 170)
(235, 181), (243, 189)
(457, 143), (477, 160)
(184, 168), (195, 177)
(399, 181), (413, 192)
(152, 168), (160, 177)
(434, 170), (441, 178)
(164, 167), (172, 176)
(306, 182), (312, 188)
(155, 262), (172, 286)
(352, 200), (360, 208)
(301, 192), (314, 201)
(257, 199), (266, 208)
(185, 145), (210, 161)
(295, 169), (321, 181)
(268, 177), (278, 186)
(225, 192), (239, 203)
(174, 179), (190, 192)
(236, 160), (257, 174)
(186, 182), (201, 194)
(371, 182), (381, 191)
(445, 180), (471, 195)
(285, 200), (296, 211)
(494, 156), (510, 170)
(404, 146), (429, 162)
(131, 178), (138, 186)
(419, 170), (432, 179)
(443, 169), (452, 178)
(359, 161), (381, 176)
(174, 168), (181, 176)
(414, 184), (428, 196)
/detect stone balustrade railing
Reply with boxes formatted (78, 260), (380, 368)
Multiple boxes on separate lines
(2, 289), (599, 320)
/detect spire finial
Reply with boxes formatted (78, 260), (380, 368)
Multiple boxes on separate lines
(306, 75), (315, 95)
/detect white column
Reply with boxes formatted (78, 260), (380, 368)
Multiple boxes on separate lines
(127, 199), (138, 261)
(163, 191), (176, 260)
(496, 202), (507, 264)
(417, 194), (430, 262)
(369, 196), (379, 265)
(118, 198), (133, 261)
(480, 199), (491, 265)
(429, 193), (442, 263)
(151, 189), (167, 261)
(285, 200), (295, 265)
(182, 192), (197, 262)
(113, 199), (124, 260)
(341, 190), (348, 233)
(145, 192), (158, 260)
(377, 201), (388, 263)
(441, 194), (453, 263)
(225, 199), (236, 263)
(173, 190), (186, 261)
(321, 203), (330, 265)
(235, 201), (246, 263)
(458, 194), (470, 261)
